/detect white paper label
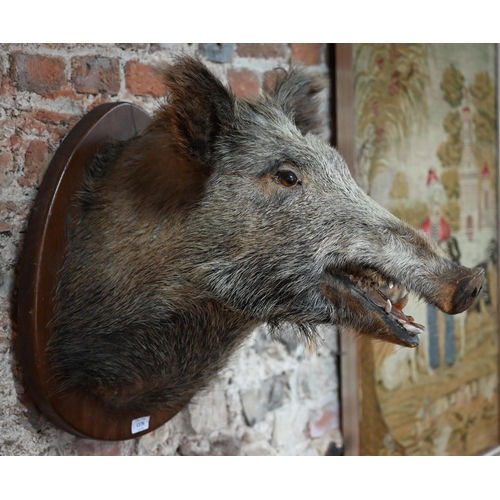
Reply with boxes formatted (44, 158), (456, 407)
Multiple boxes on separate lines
(131, 416), (150, 434)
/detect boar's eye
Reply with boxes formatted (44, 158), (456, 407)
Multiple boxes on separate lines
(276, 170), (300, 188)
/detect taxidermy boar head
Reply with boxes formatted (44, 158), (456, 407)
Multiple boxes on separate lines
(49, 56), (484, 413)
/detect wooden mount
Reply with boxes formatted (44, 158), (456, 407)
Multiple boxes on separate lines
(17, 102), (184, 440)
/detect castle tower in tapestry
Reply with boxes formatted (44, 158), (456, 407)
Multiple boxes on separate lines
(480, 161), (495, 230)
(459, 103), (479, 241)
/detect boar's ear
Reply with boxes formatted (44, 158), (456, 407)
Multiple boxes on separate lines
(264, 67), (326, 135)
(157, 56), (236, 165)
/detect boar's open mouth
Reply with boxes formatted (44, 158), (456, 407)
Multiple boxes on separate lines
(322, 268), (424, 348)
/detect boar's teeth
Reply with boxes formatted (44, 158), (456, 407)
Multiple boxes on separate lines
(389, 282), (394, 289)
(385, 299), (392, 314)
(403, 323), (423, 335)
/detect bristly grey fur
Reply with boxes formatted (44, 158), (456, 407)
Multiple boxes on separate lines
(48, 56), (484, 413)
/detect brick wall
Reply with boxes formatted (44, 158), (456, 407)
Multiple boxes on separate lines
(0, 43), (341, 455)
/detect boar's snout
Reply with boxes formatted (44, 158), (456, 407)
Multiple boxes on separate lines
(437, 266), (485, 315)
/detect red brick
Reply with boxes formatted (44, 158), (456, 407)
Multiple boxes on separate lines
(72, 56), (120, 95)
(290, 44), (322, 66)
(19, 114), (46, 136)
(0, 150), (13, 171)
(0, 75), (15, 96)
(125, 61), (165, 97)
(11, 53), (66, 95)
(33, 109), (74, 126)
(9, 134), (24, 152)
(45, 88), (81, 100)
(18, 139), (50, 188)
(227, 68), (260, 99)
(236, 44), (287, 59)
(0, 221), (12, 232)
(32, 110), (78, 139)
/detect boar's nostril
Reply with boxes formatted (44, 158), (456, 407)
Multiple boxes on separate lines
(449, 268), (485, 314)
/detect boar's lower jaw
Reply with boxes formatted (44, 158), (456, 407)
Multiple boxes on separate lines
(322, 270), (421, 348)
